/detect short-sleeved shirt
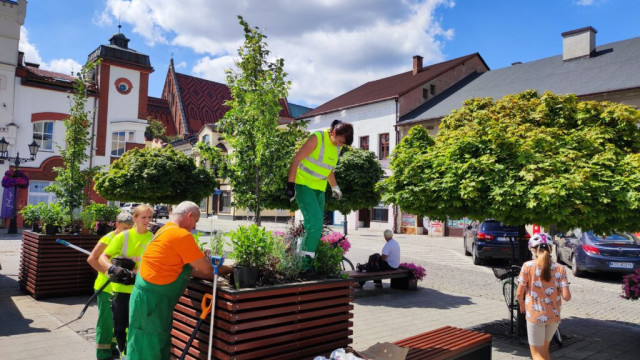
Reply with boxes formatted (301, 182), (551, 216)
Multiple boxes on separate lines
(93, 231), (116, 294)
(518, 260), (569, 324)
(103, 228), (153, 294)
(139, 223), (205, 285)
(381, 238), (401, 269)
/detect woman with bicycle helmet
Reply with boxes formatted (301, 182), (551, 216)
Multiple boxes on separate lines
(517, 233), (571, 360)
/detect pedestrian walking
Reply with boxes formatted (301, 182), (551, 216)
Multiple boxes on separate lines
(517, 233), (571, 360)
(286, 119), (353, 270)
(87, 212), (133, 360)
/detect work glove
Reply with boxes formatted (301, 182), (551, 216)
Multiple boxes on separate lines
(285, 181), (296, 199)
(331, 186), (342, 200)
(108, 265), (135, 285)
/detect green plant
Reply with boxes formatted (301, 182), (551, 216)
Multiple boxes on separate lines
(228, 224), (275, 267)
(39, 202), (66, 228)
(272, 236), (305, 281)
(20, 204), (42, 226)
(312, 240), (344, 278)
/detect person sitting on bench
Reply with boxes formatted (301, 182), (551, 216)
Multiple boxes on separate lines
(355, 229), (401, 288)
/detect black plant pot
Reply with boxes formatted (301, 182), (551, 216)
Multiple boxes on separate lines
(233, 266), (259, 288)
(44, 224), (58, 235)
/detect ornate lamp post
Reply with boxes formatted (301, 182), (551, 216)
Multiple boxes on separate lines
(0, 137), (40, 234)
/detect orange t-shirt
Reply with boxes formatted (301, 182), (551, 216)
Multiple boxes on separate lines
(140, 223), (205, 285)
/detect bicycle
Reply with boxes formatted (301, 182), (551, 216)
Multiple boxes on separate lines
(492, 265), (563, 346)
(328, 234), (354, 271)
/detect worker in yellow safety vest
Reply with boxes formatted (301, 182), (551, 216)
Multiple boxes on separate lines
(286, 119), (353, 269)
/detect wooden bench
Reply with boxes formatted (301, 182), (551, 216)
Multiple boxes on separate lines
(343, 269), (417, 290)
(393, 326), (492, 360)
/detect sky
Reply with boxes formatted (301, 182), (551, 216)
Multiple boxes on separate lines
(17, 0), (640, 108)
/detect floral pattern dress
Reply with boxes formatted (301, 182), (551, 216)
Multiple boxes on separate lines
(518, 260), (569, 324)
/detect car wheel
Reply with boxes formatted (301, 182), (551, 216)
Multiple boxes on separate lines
(571, 253), (585, 277)
(555, 244), (563, 264)
(472, 243), (483, 265)
(464, 237), (471, 256)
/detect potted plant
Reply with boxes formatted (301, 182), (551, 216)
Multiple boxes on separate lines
(39, 202), (65, 235)
(20, 204), (42, 232)
(228, 224), (275, 288)
(80, 202), (120, 235)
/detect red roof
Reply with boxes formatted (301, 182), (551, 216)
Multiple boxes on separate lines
(18, 65), (77, 90)
(301, 53), (482, 118)
(147, 97), (178, 137)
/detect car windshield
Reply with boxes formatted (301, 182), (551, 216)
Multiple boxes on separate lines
(585, 231), (638, 244)
(482, 222), (520, 232)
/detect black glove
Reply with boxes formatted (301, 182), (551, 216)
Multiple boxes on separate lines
(108, 265), (135, 284)
(285, 181), (296, 199)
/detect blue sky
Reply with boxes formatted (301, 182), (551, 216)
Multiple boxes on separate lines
(18, 0), (640, 108)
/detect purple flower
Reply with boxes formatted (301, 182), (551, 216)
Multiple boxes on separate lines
(321, 231), (351, 254)
(399, 262), (426, 281)
(2, 169), (30, 189)
(621, 269), (640, 300)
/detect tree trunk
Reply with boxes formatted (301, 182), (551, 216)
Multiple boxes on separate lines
(254, 168), (261, 227)
(343, 218), (348, 235)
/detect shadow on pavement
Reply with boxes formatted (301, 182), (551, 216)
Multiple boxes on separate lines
(354, 286), (474, 309)
(0, 275), (50, 336)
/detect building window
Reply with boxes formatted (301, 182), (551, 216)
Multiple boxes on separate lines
(379, 133), (389, 160)
(199, 197), (207, 211)
(33, 121), (54, 151)
(423, 88), (429, 99)
(372, 202), (388, 222)
(111, 131), (135, 156)
(430, 84), (436, 96)
(360, 136), (369, 150)
(219, 191), (231, 213)
(202, 134), (211, 144)
(28, 181), (57, 205)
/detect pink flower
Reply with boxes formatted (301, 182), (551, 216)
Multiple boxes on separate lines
(621, 269), (640, 300)
(321, 231), (351, 254)
(399, 262), (426, 281)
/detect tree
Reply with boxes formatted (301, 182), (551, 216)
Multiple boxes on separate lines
(381, 90), (640, 235)
(326, 147), (384, 232)
(45, 60), (97, 220)
(217, 16), (306, 226)
(145, 117), (182, 143)
(93, 146), (216, 204)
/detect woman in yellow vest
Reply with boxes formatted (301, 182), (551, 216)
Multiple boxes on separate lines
(98, 204), (153, 358)
(87, 211), (133, 360)
(287, 120), (353, 269)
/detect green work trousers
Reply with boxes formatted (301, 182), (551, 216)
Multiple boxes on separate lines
(296, 184), (325, 262)
(95, 291), (118, 359)
(127, 265), (192, 360)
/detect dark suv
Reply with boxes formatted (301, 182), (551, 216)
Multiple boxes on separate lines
(464, 220), (530, 265)
(153, 205), (169, 219)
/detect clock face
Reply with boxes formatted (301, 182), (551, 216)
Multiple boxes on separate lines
(114, 78), (133, 95)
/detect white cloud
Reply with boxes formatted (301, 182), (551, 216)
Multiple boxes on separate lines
(101, 0), (456, 106)
(576, 0), (595, 5)
(175, 61), (187, 70)
(19, 27), (82, 76)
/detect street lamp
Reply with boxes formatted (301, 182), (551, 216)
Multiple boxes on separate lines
(0, 137), (40, 234)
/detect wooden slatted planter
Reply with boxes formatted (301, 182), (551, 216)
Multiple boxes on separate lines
(171, 278), (354, 360)
(394, 326), (492, 360)
(19, 230), (100, 299)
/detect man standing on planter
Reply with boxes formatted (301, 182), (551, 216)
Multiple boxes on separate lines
(126, 201), (232, 360)
(87, 212), (133, 360)
(286, 120), (353, 270)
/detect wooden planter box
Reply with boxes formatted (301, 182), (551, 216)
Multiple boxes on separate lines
(19, 230), (101, 299)
(171, 278), (354, 360)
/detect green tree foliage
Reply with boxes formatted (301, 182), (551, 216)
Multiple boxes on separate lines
(326, 147), (384, 215)
(145, 117), (182, 143)
(93, 146), (216, 204)
(217, 16), (306, 225)
(45, 61), (97, 220)
(381, 90), (640, 233)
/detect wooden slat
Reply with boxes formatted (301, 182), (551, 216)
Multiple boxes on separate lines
(394, 326), (492, 360)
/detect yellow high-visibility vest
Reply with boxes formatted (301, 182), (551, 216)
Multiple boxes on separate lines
(295, 129), (340, 191)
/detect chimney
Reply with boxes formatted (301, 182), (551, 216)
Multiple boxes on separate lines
(413, 55), (423, 75)
(17, 51), (24, 66)
(562, 26), (597, 61)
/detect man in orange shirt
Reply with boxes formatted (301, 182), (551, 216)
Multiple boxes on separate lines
(126, 201), (231, 360)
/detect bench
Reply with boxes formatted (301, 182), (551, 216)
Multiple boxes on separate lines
(343, 269), (417, 290)
(393, 326), (492, 360)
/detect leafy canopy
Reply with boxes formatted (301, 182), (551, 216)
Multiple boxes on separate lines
(215, 16), (306, 225)
(381, 90), (640, 233)
(326, 147), (384, 215)
(93, 146), (216, 204)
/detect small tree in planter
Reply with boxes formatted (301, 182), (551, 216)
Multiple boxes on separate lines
(227, 224), (276, 288)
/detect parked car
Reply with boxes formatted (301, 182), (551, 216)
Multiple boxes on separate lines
(464, 220), (530, 265)
(120, 203), (140, 213)
(555, 229), (640, 277)
(153, 205), (169, 219)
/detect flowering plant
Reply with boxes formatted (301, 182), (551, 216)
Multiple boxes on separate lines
(621, 269), (640, 300)
(399, 262), (426, 281)
(2, 169), (29, 188)
(321, 231), (350, 254)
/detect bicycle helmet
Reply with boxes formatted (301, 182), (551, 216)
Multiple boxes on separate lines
(528, 233), (552, 249)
